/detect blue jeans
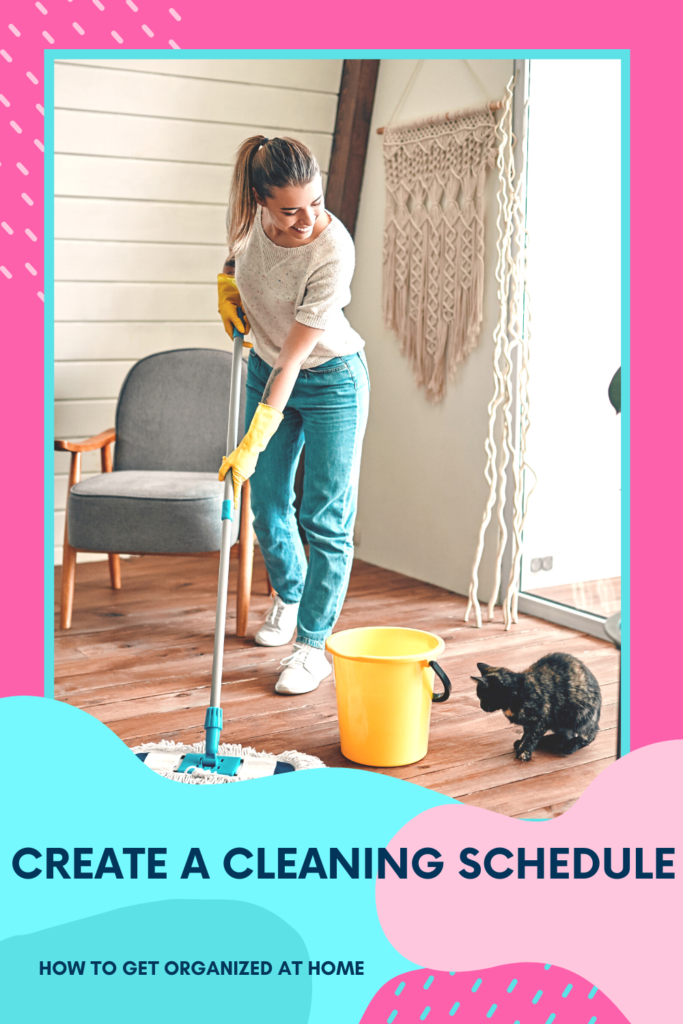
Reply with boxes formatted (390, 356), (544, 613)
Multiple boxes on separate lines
(246, 349), (370, 649)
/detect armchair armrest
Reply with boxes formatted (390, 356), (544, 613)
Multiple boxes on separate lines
(55, 428), (116, 453)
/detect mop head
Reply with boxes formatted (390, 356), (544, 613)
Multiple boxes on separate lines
(132, 738), (325, 784)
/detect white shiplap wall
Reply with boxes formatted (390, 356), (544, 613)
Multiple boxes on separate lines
(54, 57), (343, 564)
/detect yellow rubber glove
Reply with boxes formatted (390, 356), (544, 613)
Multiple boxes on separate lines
(218, 403), (283, 508)
(217, 274), (252, 345)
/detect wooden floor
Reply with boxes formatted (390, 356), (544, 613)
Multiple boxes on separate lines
(54, 551), (619, 819)
(526, 576), (621, 618)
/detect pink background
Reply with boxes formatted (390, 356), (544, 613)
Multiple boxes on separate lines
(0, 3), (677, 750)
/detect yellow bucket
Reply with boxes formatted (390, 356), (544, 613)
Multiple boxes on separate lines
(325, 627), (452, 767)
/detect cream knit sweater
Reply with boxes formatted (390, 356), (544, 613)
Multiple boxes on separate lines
(234, 207), (365, 370)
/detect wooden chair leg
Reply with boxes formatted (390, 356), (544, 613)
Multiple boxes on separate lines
(60, 539), (77, 630)
(60, 451), (81, 629)
(100, 442), (122, 590)
(108, 553), (121, 589)
(236, 480), (254, 637)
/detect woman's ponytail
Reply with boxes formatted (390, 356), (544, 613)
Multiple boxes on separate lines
(227, 135), (320, 258)
(227, 135), (266, 258)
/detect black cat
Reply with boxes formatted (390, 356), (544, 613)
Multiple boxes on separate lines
(472, 652), (601, 761)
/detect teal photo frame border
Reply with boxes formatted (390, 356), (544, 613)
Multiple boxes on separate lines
(44, 48), (630, 758)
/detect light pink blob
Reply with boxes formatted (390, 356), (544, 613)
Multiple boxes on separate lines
(376, 741), (683, 1023)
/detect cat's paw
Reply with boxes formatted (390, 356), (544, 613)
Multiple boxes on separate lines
(516, 749), (532, 762)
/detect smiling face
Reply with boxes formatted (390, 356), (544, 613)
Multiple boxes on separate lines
(256, 175), (328, 247)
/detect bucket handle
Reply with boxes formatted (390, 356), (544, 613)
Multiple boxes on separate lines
(429, 660), (452, 703)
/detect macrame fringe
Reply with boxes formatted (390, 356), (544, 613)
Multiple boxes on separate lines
(132, 738), (325, 785)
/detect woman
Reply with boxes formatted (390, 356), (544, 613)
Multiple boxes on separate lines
(217, 136), (369, 696)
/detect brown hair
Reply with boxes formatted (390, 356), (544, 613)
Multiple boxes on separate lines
(227, 136), (320, 257)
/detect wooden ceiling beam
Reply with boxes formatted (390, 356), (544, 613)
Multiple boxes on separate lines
(325, 59), (380, 238)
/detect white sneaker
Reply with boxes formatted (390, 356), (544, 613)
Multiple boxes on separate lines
(275, 643), (333, 695)
(254, 595), (299, 647)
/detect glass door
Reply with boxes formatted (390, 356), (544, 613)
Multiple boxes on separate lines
(517, 58), (622, 633)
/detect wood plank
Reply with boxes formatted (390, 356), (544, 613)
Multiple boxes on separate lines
(465, 759), (617, 819)
(56, 155), (233, 207)
(55, 644), (280, 693)
(56, 240), (226, 283)
(54, 399), (116, 438)
(55, 197), (226, 245)
(55, 322), (227, 362)
(408, 704), (616, 777)
(54, 551), (619, 815)
(56, 282), (217, 322)
(385, 727), (617, 798)
(56, 63), (339, 134)
(57, 59), (344, 93)
(55, 110), (333, 171)
(55, 362), (134, 401)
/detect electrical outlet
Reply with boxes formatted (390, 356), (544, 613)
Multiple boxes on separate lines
(529, 556), (553, 572)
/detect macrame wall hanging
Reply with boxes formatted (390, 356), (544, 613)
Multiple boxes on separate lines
(381, 68), (534, 626)
(465, 75), (536, 630)
(382, 102), (498, 401)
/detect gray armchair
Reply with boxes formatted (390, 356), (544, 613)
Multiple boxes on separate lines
(55, 348), (253, 633)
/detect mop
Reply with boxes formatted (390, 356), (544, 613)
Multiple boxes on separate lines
(133, 321), (325, 783)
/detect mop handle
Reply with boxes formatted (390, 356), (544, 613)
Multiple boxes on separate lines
(209, 322), (245, 710)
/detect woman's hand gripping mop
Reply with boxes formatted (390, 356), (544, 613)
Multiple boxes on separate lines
(134, 311), (311, 782)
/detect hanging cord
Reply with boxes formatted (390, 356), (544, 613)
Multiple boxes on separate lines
(462, 59), (491, 105)
(493, 75), (524, 627)
(385, 59), (424, 129)
(377, 60), (504, 135)
(465, 78), (515, 628)
(465, 69), (535, 630)
(504, 96), (537, 626)
(487, 79), (518, 626)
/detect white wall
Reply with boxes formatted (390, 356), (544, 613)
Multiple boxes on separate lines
(346, 59), (514, 599)
(54, 57), (343, 564)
